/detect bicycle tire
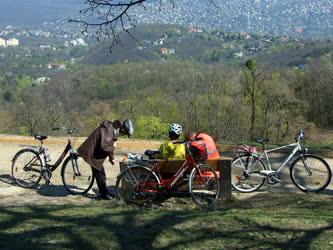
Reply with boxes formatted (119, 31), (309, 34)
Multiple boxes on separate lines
(189, 164), (220, 208)
(11, 148), (43, 188)
(231, 154), (266, 192)
(116, 165), (160, 206)
(61, 155), (95, 195)
(290, 154), (332, 192)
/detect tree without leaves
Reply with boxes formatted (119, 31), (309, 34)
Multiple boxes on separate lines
(243, 60), (266, 141)
(70, 0), (217, 50)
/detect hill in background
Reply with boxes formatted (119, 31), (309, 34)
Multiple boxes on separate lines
(82, 24), (333, 68)
(0, 0), (332, 39)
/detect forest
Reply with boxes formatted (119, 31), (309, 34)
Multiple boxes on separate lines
(0, 54), (332, 146)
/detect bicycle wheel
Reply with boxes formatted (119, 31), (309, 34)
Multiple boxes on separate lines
(189, 164), (220, 208)
(116, 165), (160, 206)
(11, 149), (43, 188)
(290, 154), (332, 192)
(61, 155), (94, 195)
(231, 154), (266, 192)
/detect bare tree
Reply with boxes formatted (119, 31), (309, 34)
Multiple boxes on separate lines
(243, 59), (267, 141)
(18, 91), (43, 136)
(71, 0), (217, 49)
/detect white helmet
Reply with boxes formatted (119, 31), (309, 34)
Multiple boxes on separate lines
(169, 123), (182, 135)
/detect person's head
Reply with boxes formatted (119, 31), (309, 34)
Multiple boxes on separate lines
(168, 123), (182, 140)
(113, 119), (134, 138)
(185, 132), (196, 141)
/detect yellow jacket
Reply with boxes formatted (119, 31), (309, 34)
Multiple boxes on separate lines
(156, 140), (186, 160)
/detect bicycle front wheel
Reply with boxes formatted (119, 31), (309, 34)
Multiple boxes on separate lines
(231, 154), (266, 192)
(61, 155), (94, 195)
(11, 149), (43, 188)
(290, 154), (332, 192)
(189, 164), (220, 208)
(116, 165), (160, 206)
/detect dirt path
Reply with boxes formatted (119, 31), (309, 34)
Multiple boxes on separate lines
(0, 139), (332, 207)
(0, 141), (132, 207)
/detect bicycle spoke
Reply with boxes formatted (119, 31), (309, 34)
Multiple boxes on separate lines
(231, 155), (266, 192)
(291, 155), (331, 192)
(62, 156), (94, 195)
(190, 164), (220, 208)
(11, 149), (43, 188)
(116, 166), (160, 205)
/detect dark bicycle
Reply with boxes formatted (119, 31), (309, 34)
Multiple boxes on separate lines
(11, 127), (94, 195)
(116, 139), (220, 208)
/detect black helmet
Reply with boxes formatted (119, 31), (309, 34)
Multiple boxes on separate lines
(123, 119), (134, 137)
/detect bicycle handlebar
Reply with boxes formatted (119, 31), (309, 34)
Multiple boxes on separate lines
(295, 129), (305, 142)
(52, 127), (78, 135)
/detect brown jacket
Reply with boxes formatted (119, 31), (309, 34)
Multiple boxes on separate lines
(77, 121), (116, 171)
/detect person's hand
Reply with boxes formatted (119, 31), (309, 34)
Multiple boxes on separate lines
(110, 159), (116, 165)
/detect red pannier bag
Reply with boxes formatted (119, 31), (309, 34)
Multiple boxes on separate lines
(189, 140), (208, 163)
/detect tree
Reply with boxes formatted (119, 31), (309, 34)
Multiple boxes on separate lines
(243, 59), (266, 140)
(17, 90), (43, 136)
(71, 0), (217, 49)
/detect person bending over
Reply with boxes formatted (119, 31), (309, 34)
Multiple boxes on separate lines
(78, 119), (134, 200)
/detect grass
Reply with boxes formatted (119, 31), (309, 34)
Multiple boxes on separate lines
(0, 193), (332, 249)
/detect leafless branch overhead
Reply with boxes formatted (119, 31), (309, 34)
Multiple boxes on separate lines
(70, 0), (218, 51)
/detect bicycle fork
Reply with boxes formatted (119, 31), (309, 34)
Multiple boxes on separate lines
(70, 153), (81, 176)
(300, 155), (312, 176)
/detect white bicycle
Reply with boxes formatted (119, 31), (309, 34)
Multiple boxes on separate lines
(231, 129), (332, 193)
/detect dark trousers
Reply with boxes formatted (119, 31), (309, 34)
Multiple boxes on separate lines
(92, 166), (109, 197)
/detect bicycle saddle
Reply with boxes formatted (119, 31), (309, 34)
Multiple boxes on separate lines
(144, 150), (160, 159)
(34, 135), (48, 141)
(255, 137), (270, 144)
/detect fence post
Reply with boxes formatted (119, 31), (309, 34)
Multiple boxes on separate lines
(218, 158), (232, 201)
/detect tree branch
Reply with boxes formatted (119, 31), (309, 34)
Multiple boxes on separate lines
(70, 0), (218, 51)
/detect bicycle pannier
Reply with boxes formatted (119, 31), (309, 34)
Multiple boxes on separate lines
(189, 140), (208, 162)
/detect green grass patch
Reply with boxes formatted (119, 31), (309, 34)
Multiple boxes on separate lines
(0, 193), (332, 249)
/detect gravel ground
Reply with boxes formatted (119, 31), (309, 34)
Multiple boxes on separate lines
(0, 139), (332, 207)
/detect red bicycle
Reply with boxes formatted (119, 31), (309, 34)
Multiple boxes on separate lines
(115, 140), (220, 208)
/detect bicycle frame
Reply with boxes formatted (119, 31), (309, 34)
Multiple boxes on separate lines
(151, 160), (193, 190)
(254, 141), (302, 173)
(23, 130), (79, 175)
(126, 141), (204, 191)
(38, 139), (76, 172)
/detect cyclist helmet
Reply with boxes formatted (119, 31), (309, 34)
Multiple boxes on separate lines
(169, 123), (182, 135)
(123, 119), (134, 137)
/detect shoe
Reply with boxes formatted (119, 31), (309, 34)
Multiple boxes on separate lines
(101, 194), (113, 200)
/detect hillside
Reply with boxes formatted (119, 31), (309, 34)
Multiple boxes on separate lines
(82, 24), (333, 68)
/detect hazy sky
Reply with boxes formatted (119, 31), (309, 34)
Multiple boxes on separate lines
(0, 0), (82, 25)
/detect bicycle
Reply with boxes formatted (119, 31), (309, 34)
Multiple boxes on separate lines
(115, 139), (220, 208)
(231, 129), (332, 193)
(11, 127), (95, 195)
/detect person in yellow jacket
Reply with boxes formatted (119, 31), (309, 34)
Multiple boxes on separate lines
(145, 123), (186, 160)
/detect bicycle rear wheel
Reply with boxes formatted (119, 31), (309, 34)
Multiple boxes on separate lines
(290, 154), (332, 192)
(116, 165), (160, 206)
(11, 149), (43, 188)
(61, 155), (94, 195)
(231, 155), (266, 192)
(189, 164), (220, 208)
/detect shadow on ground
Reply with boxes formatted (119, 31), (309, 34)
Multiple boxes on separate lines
(0, 174), (16, 186)
(0, 192), (332, 249)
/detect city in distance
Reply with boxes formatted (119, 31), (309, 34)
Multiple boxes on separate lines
(0, 0), (332, 39)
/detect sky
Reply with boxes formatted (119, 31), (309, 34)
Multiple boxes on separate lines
(0, 0), (83, 25)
